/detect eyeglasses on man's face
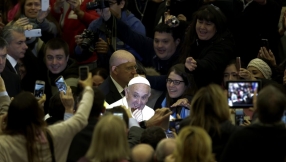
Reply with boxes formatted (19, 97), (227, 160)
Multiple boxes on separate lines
(166, 78), (184, 85)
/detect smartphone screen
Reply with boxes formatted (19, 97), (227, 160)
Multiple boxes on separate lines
(261, 39), (269, 50)
(79, 66), (89, 80)
(113, 113), (123, 119)
(34, 81), (45, 99)
(55, 76), (67, 94)
(227, 81), (260, 108)
(235, 109), (244, 126)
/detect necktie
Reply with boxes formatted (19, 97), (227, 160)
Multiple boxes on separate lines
(131, 108), (143, 122)
(15, 63), (20, 76)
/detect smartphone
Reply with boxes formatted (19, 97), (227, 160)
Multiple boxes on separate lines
(227, 81), (261, 108)
(236, 57), (241, 72)
(169, 119), (183, 134)
(24, 29), (42, 37)
(41, 0), (49, 11)
(34, 80), (45, 99)
(55, 75), (67, 94)
(261, 39), (269, 50)
(79, 66), (89, 80)
(235, 109), (244, 126)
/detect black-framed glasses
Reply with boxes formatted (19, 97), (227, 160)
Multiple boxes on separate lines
(166, 78), (184, 85)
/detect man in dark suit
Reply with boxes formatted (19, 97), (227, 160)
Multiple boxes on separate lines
(0, 36), (21, 97)
(2, 25), (28, 75)
(99, 50), (137, 104)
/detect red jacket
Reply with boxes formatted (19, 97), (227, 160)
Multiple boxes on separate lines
(50, 0), (99, 63)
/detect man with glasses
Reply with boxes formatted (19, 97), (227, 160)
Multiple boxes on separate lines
(107, 76), (155, 122)
(99, 50), (137, 104)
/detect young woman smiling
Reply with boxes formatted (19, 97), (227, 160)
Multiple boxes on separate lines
(155, 64), (197, 120)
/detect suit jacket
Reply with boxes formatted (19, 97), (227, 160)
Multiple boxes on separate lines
(4, 59), (17, 75)
(1, 68), (21, 97)
(98, 76), (122, 104)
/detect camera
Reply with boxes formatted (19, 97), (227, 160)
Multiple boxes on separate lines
(80, 29), (99, 52)
(86, 0), (110, 10)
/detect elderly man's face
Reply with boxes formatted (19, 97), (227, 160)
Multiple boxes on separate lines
(126, 83), (151, 110)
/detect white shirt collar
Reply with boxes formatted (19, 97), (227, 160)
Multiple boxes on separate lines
(7, 54), (17, 69)
(110, 75), (125, 97)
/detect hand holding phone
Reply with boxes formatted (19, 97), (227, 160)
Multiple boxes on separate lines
(24, 29), (42, 38)
(55, 75), (67, 94)
(34, 80), (45, 99)
(227, 81), (260, 108)
(261, 39), (269, 50)
(78, 72), (93, 88)
(79, 66), (89, 80)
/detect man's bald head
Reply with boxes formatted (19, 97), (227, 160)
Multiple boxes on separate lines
(155, 138), (176, 162)
(131, 144), (154, 162)
(109, 50), (137, 88)
(109, 50), (136, 68)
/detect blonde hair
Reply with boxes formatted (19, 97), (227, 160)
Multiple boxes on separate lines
(85, 115), (130, 162)
(172, 126), (215, 162)
(189, 84), (230, 135)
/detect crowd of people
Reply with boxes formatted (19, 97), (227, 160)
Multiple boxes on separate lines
(0, 0), (286, 161)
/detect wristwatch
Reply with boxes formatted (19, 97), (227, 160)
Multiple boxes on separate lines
(139, 120), (147, 129)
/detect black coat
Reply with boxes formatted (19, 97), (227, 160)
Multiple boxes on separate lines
(187, 31), (235, 89)
(233, 0), (282, 65)
(1, 68), (21, 97)
(220, 123), (286, 162)
(98, 76), (122, 105)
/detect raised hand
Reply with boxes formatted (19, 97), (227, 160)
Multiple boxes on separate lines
(164, 11), (179, 27)
(60, 86), (74, 113)
(37, 6), (51, 23)
(67, 0), (80, 11)
(78, 72), (93, 88)
(185, 57), (197, 72)
(15, 17), (30, 26)
(239, 68), (256, 80)
(54, 0), (65, 13)
(258, 47), (276, 66)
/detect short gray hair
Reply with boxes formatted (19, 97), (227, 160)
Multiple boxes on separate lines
(1, 25), (25, 43)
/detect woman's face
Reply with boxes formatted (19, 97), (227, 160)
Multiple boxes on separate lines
(92, 75), (105, 87)
(196, 19), (217, 41)
(167, 72), (186, 99)
(247, 66), (265, 79)
(24, 0), (41, 18)
(223, 64), (239, 86)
